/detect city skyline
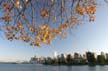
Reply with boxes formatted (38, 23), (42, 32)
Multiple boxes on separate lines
(0, 51), (107, 62)
(0, 1), (108, 62)
(30, 51), (108, 65)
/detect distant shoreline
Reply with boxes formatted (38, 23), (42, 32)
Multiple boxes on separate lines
(0, 63), (108, 67)
(42, 63), (108, 66)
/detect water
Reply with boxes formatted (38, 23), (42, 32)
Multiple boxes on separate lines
(0, 64), (108, 71)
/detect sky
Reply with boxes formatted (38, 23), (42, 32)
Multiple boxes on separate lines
(0, 1), (108, 62)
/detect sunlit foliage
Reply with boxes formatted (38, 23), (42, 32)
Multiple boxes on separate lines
(0, 0), (97, 47)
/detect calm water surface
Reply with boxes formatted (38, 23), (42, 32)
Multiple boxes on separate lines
(0, 64), (108, 71)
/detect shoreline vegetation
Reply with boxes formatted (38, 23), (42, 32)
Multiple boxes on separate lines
(1, 62), (108, 67)
(43, 63), (108, 66)
(42, 63), (108, 66)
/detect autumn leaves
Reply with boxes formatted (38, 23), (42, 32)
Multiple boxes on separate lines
(0, 0), (96, 47)
(76, 1), (96, 21)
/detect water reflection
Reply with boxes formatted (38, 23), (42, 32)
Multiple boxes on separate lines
(67, 66), (72, 71)
(0, 64), (108, 71)
(88, 66), (97, 71)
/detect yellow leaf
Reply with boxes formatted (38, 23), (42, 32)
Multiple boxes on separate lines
(41, 37), (47, 43)
(61, 32), (67, 39)
(47, 39), (52, 45)
(35, 41), (41, 47)
(15, 0), (20, 8)
(52, 16), (56, 21)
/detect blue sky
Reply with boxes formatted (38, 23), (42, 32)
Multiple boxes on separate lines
(0, 1), (108, 62)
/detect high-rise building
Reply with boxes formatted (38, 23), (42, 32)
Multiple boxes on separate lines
(106, 53), (108, 60)
(101, 51), (106, 59)
(101, 52), (105, 57)
(74, 53), (80, 59)
(82, 54), (86, 60)
(86, 52), (96, 63)
(94, 52), (97, 59)
(106, 53), (108, 63)
(53, 51), (58, 58)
